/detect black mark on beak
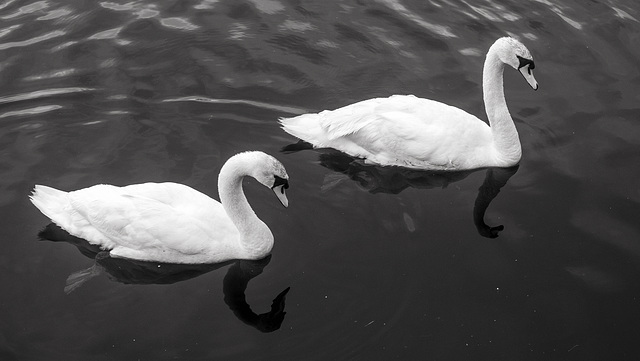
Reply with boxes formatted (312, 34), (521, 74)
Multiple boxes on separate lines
(272, 176), (289, 193)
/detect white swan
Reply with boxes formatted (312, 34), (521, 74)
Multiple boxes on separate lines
(280, 37), (538, 171)
(29, 151), (290, 264)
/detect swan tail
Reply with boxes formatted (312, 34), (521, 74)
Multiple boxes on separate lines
(30, 185), (73, 225)
(30, 185), (114, 250)
(279, 114), (323, 143)
(64, 263), (103, 294)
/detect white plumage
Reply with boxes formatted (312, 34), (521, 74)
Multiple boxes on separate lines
(30, 151), (290, 264)
(280, 37), (538, 171)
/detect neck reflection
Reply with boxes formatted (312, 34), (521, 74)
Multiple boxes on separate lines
(313, 151), (519, 238)
(37, 224), (291, 333)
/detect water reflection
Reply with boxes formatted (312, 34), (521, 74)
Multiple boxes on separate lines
(473, 166), (519, 238)
(293, 148), (518, 238)
(223, 260), (290, 333)
(38, 223), (290, 333)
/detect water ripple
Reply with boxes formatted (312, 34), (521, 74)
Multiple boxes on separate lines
(375, 0), (456, 38)
(0, 105), (62, 119)
(228, 22), (253, 41)
(0, 0), (18, 11)
(1, 1), (49, 19)
(0, 30), (65, 50)
(279, 20), (316, 32)
(36, 6), (72, 21)
(194, 0), (219, 11)
(611, 6), (638, 22)
(532, 0), (583, 30)
(160, 17), (199, 31)
(0, 87), (95, 104)
(162, 96), (308, 115)
(247, 0), (285, 15)
(99, 1), (159, 19)
(88, 26), (122, 40)
(461, 0), (521, 22)
(23, 68), (77, 81)
(0, 24), (20, 39)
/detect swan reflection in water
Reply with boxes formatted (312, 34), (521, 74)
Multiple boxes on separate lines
(38, 224), (290, 333)
(319, 151), (518, 238)
(285, 144), (518, 238)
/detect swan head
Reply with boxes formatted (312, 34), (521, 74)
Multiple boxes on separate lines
(495, 37), (538, 91)
(251, 152), (290, 208)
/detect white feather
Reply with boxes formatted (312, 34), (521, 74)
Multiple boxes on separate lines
(29, 151), (289, 264)
(280, 37), (538, 171)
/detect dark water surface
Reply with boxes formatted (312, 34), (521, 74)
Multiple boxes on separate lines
(2, 0), (640, 360)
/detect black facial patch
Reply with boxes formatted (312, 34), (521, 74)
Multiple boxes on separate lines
(517, 55), (535, 72)
(272, 175), (289, 193)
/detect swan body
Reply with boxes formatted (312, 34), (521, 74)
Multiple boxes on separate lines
(30, 151), (290, 264)
(280, 37), (538, 171)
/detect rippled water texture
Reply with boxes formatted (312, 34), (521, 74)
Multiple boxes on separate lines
(1, 0), (640, 360)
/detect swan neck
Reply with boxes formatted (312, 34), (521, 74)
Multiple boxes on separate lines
(482, 48), (521, 163)
(218, 155), (273, 258)
(218, 170), (254, 230)
(483, 51), (508, 124)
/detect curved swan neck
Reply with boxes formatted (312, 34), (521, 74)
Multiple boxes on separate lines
(483, 44), (522, 163)
(218, 153), (273, 258)
(483, 51), (507, 121)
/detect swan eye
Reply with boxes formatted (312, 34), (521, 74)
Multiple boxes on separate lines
(517, 55), (535, 71)
(272, 175), (289, 192)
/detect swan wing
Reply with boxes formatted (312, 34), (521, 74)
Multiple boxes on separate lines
(370, 97), (494, 167)
(318, 97), (392, 140)
(280, 97), (393, 146)
(66, 184), (238, 261)
(282, 94), (495, 169)
(315, 95), (492, 167)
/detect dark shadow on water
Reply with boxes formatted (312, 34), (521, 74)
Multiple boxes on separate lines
(280, 139), (314, 153)
(223, 261), (290, 333)
(283, 147), (518, 238)
(318, 152), (519, 238)
(38, 224), (290, 333)
(472, 166), (519, 238)
(316, 151), (476, 194)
